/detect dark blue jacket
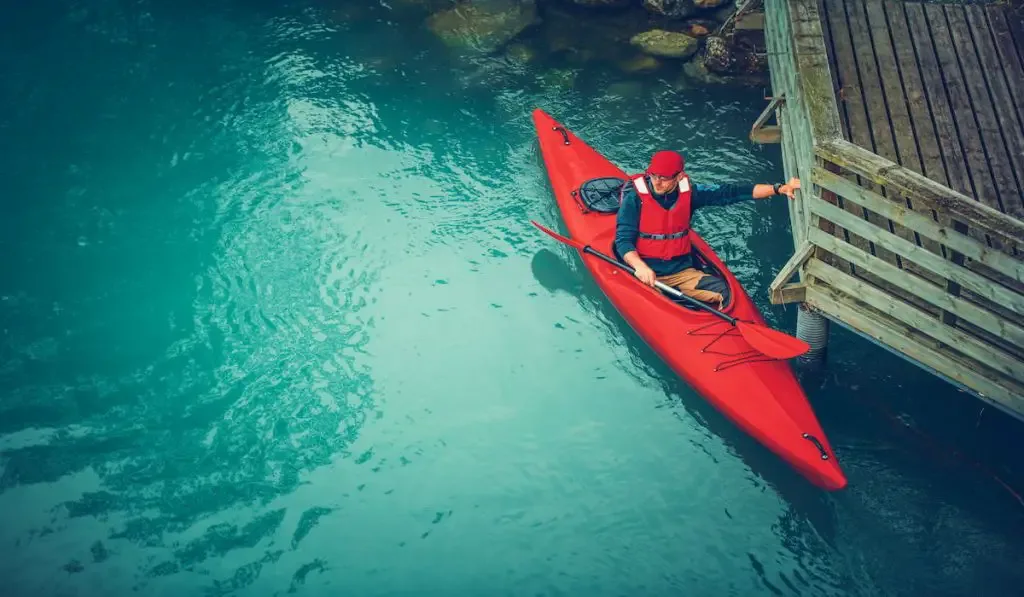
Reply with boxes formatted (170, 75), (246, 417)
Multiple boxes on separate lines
(615, 176), (757, 276)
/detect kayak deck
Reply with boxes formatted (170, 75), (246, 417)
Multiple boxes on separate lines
(532, 107), (847, 491)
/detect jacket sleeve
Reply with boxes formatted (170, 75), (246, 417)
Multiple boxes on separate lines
(614, 183), (641, 257)
(690, 183), (758, 210)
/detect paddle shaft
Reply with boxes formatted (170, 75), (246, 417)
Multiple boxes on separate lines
(579, 244), (739, 325)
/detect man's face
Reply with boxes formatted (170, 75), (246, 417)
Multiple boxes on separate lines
(650, 171), (683, 195)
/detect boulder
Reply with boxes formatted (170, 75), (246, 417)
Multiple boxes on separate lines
(644, 0), (731, 18)
(426, 0), (538, 53)
(629, 29), (700, 59)
(702, 34), (767, 76)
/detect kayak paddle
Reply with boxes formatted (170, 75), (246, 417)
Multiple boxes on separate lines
(530, 220), (810, 360)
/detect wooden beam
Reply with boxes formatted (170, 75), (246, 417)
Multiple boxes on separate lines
(769, 239), (814, 304)
(750, 96), (783, 144)
(805, 285), (1024, 421)
(789, 0), (844, 142)
(751, 96), (784, 131)
(750, 126), (782, 144)
(807, 198), (1024, 315)
(813, 166), (1024, 283)
(776, 283), (807, 304)
(815, 138), (1024, 247)
(805, 258), (1024, 381)
(807, 227), (1024, 349)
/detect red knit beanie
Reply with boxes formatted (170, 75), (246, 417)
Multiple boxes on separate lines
(646, 150), (685, 177)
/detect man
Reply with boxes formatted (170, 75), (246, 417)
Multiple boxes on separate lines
(614, 150), (799, 309)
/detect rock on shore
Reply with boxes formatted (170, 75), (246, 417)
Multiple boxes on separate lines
(337, 0), (770, 87)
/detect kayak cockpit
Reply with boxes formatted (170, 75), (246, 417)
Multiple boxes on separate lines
(573, 176), (624, 214)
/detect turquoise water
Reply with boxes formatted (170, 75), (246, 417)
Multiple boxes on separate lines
(2, 1), (1023, 595)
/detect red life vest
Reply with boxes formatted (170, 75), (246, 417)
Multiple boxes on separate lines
(632, 174), (693, 260)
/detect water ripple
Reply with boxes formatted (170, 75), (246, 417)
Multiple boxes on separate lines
(2, 1), (1023, 595)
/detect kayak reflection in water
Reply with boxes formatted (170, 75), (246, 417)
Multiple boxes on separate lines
(614, 150), (799, 310)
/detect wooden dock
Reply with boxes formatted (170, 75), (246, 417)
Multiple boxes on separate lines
(755, 0), (1024, 420)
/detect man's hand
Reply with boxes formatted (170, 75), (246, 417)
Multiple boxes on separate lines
(623, 251), (657, 287)
(633, 263), (657, 287)
(779, 177), (800, 199)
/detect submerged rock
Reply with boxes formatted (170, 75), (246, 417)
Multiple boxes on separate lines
(564, 0), (632, 6)
(630, 29), (700, 59)
(680, 18), (719, 37)
(539, 68), (578, 90)
(616, 53), (663, 73)
(681, 58), (731, 85)
(427, 0), (538, 53)
(505, 42), (537, 64)
(643, 0), (698, 19)
(702, 34), (766, 76)
(694, 0), (731, 8)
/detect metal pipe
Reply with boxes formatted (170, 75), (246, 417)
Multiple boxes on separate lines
(796, 302), (829, 365)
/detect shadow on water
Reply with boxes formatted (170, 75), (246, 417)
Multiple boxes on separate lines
(529, 239), (1024, 594)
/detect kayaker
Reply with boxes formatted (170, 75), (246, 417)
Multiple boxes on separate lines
(614, 150), (799, 309)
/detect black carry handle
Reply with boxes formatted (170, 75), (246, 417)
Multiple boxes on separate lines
(802, 433), (830, 460)
(552, 126), (570, 145)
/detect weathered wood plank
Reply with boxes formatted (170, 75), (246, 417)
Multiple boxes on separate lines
(791, 0), (844, 142)
(923, 3), (1005, 217)
(818, 0), (843, 113)
(766, 0), (818, 253)
(769, 239), (814, 304)
(945, 5), (1024, 218)
(813, 166), (1024, 283)
(779, 108), (808, 245)
(884, 2), (947, 186)
(750, 96), (783, 141)
(807, 0), (855, 274)
(815, 139), (1024, 247)
(863, 0), (922, 174)
(862, 0), (948, 285)
(843, 0), (914, 269)
(820, 0), (900, 278)
(966, 5), (1024, 220)
(887, 0), (968, 324)
(902, 3), (979, 207)
(805, 258), (1024, 380)
(776, 283), (808, 304)
(807, 226), (1024, 349)
(985, 4), (1024, 145)
(805, 285), (1024, 421)
(808, 197), (1024, 315)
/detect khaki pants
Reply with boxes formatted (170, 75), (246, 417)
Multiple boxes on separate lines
(657, 268), (726, 310)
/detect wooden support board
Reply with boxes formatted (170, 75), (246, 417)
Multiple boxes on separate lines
(805, 283), (1024, 421)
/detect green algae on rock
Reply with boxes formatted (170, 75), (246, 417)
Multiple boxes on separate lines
(630, 29), (701, 60)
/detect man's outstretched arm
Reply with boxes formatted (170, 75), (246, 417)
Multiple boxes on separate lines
(692, 177), (801, 209)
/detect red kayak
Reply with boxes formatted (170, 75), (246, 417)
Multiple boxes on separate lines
(531, 108), (847, 491)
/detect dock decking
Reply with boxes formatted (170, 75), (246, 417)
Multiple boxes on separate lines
(758, 0), (1024, 421)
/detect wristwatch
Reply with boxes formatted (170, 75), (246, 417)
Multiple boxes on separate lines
(773, 182), (782, 195)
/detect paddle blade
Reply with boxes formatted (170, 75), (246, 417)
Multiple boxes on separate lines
(737, 321), (810, 359)
(530, 220), (586, 252)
